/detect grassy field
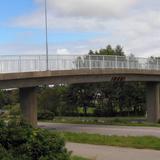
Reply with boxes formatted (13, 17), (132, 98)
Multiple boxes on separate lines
(44, 116), (160, 127)
(71, 156), (90, 160)
(60, 132), (160, 150)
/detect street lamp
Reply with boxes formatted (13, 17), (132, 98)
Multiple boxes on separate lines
(45, 0), (49, 70)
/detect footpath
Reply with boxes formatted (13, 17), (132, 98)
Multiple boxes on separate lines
(67, 142), (160, 160)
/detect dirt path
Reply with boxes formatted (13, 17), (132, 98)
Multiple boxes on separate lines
(39, 122), (160, 137)
(67, 142), (160, 160)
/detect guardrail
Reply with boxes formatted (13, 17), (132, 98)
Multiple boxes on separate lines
(0, 55), (159, 73)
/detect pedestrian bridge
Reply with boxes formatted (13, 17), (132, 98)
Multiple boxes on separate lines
(0, 54), (160, 126)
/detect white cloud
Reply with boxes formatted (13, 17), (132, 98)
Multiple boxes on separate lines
(46, 0), (137, 18)
(56, 48), (70, 55)
(12, 0), (139, 30)
(4, 0), (160, 57)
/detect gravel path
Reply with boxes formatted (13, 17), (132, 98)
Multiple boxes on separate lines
(39, 122), (160, 137)
(67, 142), (160, 160)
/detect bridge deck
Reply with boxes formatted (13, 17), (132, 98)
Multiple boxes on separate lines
(0, 55), (159, 88)
(0, 68), (160, 89)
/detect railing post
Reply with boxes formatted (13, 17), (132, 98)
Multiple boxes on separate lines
(77, 58), (80, 70)
(0, 60), (2, 73)
(147, 61), (149, 70)
(38, 55), (41, 71)
(127, 56), (130, 69)
(35, 59), (37, 71)
(157, 58), (159, 70)
(57, 56), (59, 70)
(102, 56), (105, 69)
(19, 56), (21, 72)
(89, 55), (91, 70)
(115, 56), (118, 69)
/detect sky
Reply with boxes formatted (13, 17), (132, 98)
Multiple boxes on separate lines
(0, 0), (160, 57)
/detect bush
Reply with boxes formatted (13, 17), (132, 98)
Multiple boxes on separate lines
(0, 119), (70, 160)
(38, 110), (55, 120)
(9, 104), (21, 116)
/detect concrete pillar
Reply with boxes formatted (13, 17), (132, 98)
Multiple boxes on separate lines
(19, 87), (37, 127)
(146, 82), (160, 123)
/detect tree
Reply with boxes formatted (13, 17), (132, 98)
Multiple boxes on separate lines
(69, 45), (146, 117)
(34, 45), (147, 117)
(38, 86), (68, 116)
(89, 45), (125, 56)
(66, 84), (95, 116)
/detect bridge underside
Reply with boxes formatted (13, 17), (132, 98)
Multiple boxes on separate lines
(0, 69), (160, 126)
(18, 85), (160, 126)
(19, 83), (160, 127)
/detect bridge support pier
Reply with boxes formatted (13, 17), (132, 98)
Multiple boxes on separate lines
(146, 82), (160, 123)
(19, 87), (37, 127)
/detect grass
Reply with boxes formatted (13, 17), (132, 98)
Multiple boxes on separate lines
(71, 156), (90, 160)
(78, 107), (94, 114)
(43, 116), (160, 127)
(60, 132), (160, 150)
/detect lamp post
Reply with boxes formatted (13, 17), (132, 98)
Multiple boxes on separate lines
(45, 0), (49, 70)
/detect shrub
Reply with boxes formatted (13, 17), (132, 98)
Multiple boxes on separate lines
(0, 119), (70, 160)
(9, 104), (21, 116)
(38, 110), (55, 120)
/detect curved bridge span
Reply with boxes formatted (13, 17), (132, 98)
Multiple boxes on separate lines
(0, 55), (160, 126)
(1, 69), (160, 89)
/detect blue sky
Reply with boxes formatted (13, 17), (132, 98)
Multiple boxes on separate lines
(0, 0), (160, 56)
(0, 0), (97, 43)
(0, 0), (35, 21)
(0, 1), (34, 42)
(0, 0), (100, 54)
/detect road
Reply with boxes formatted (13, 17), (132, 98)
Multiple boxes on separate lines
(39, 122), (160, 137)
(67, 142), (160, 160)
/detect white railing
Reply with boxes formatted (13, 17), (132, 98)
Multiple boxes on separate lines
(0, 55), (159, 73)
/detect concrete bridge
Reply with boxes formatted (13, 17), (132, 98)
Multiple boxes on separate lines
(0, 54), (160, 126)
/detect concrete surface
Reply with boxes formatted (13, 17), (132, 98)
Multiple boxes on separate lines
(39, 122), (160, 137)
(67, 142), (160, 160)
(1, 69), (160, 89)
(147, 82), (160, 122)
(20, 87), (37, 127)
(1, 69), (160, 125)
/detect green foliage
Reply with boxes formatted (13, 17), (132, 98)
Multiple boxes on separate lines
(51, 117), (151, 127)
(0, 119), (70, 160)
(0, 90), (18, 109)
(9, 104), (21, 116)
(66, 84), (95, 116)
(38, 86), (69, 116)
(61, 132), (160, 150)
(36, 75), (146, 118)
(0, 145), (14, 160)
(38, 110), (55, 120)
(89, 45), (125, 56)
(93, 82), (146, 116)
(1, 104), (22, 121)
(71, 156), (89, 160)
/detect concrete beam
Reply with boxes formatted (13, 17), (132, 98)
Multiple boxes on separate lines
(1, 69), (160, 89)
(146, 82), (160, 123)
(19, 87), (37, 127)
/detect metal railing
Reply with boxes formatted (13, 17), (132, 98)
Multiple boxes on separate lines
(0, 55), (159, 73)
